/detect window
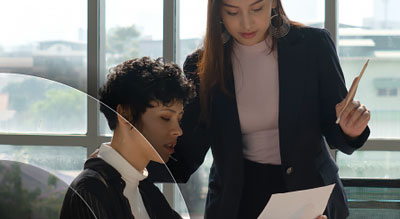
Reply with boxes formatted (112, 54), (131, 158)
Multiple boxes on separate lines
(337, 0), (400, 182)
(0, 0), (87, 92)
(377, 88), (388, 96)
(99, 0), (164, 136)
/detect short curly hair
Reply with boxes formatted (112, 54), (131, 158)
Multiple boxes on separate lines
(99, 56), (196, 130)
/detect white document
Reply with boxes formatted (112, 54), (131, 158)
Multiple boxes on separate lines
(257, 184), (335, 219)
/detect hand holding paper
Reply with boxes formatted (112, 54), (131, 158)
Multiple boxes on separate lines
(257, 184), (335, 219)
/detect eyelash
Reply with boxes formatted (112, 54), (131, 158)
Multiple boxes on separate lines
(161, 117), (170, 121)
(253, 7), (263, 12)
(226, 6), (263, 16)
(227, 11), (238, 16)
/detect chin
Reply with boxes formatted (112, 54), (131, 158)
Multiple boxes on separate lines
(161, 155), (169, 163)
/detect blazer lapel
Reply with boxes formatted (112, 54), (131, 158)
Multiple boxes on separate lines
(212, 83), (244, 156)
(277, 27), (308, 161)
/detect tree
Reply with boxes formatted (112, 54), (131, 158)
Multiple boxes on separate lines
(27, 87), (86, 132)
(1, 77), (48, 112)
(106, 25), (141, 67)
(0, 162), (40, 219)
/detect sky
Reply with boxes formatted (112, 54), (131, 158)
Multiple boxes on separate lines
(0, 0), (389, 49)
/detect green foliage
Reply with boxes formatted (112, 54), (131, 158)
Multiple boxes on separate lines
(1, 78), (48, 112)
(47, 174), (58, 188)
(0, 163), (40, 219)
(106, 24), (141, 67)
(27, 87), (86, 131)
(0, 162), (68, 219)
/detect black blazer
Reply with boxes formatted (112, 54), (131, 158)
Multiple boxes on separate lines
(149, 26), (370, 219)
(60, 158), (182, 219)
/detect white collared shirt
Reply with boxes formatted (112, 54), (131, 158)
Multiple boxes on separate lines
(98, 143), (150, 219)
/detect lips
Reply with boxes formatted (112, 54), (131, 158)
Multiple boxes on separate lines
(240, 31), (256, 39)
(163, 142), (176, 154)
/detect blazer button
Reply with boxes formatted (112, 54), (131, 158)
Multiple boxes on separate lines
(286, 167), (294, 175)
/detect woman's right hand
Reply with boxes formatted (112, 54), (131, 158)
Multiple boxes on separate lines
(89, 148), (99, 158)
(317, 215), (327, 219)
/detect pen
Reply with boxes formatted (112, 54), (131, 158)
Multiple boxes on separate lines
(336, 59), (369, 124)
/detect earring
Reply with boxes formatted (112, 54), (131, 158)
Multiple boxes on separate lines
(268, 8), (290, 39)
(220, 20), (231, 44)
(221, 30), (231, 44)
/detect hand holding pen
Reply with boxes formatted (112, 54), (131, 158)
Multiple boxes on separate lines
(335, 60), (371, 139)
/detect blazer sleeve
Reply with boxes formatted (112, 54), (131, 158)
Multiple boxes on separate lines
(317, 29), (370, 155)
(60, 182), (111, 219)
(148, 50), (211, 183)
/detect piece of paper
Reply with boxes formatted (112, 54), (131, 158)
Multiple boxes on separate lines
(257, 184), (335, 219)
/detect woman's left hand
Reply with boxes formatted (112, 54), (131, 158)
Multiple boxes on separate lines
(335, 99), (371, 138)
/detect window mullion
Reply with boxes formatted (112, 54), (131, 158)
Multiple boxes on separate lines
(325, 0), (338, 46)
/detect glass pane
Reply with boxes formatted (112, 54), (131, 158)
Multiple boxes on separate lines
(0, 145), (86, 218)
(176, 1), (209, 217)
(282, 0), (325, 28)
(177, 0), (207, 66)
(338, 151), (400, 178)
(0, 0), (87, 92)
(175, 151), (213, 218)
(99, 0), (164, 136)
(345, 186), (400, 219)
(0, 145), (86, 183)
(338, 0), (400, 139)
(0, 73), (87, 134)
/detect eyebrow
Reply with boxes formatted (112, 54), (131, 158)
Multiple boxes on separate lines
(223, 0), (264, 8)
(161, 109), (184, 114)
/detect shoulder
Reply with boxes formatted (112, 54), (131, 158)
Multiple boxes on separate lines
(283, 26), (337, 56)
(184, 48), (202, 68)
(290, 25), (332, 39)
(183, 49), (203, 95)
(69, 168), (110, 197)
(285, 26), (334, 47)
(183, 49), (202, 79)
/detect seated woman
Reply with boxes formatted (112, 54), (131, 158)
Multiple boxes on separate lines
(60, 57), (195, 219)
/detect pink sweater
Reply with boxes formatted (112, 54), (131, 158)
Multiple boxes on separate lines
(232, 37), (281, 165)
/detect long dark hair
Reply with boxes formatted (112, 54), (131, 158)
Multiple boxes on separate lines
(198, 0), (302, 125)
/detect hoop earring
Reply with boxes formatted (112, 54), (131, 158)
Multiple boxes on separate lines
(268, 8), (290, 39)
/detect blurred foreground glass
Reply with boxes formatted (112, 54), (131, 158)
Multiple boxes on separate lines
(0, 74), (189, 218)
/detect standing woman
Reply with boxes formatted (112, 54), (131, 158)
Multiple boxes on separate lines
(154, 0), (371, 218)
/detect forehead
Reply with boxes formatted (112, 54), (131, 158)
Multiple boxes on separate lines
(222, 0), (265, 7)
(148, 100), (183, 111)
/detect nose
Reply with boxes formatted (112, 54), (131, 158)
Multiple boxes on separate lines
(171, 122), (183, 137)
(241, 13), (252, 31)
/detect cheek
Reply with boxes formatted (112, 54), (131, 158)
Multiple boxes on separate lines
(141, 123), (166, 145)
(258, 12), (271, 27)
(222, 16), (237, 32)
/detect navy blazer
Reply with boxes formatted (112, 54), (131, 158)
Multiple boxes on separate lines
(149, 26), (370, 219)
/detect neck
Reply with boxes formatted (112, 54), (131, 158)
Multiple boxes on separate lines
(110, 128), (150, 173)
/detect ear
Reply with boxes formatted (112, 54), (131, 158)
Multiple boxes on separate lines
(116, 104), (133, 127)
(272, 0), (277, 9)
